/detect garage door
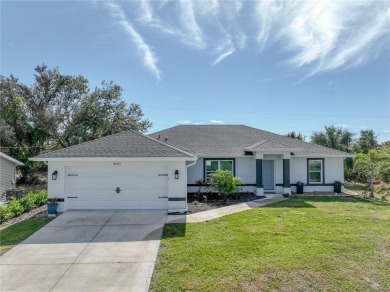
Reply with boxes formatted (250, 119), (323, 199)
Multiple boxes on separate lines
(66, 166), (169, 210)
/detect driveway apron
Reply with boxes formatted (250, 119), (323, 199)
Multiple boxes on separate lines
(0, 210), (167, 292)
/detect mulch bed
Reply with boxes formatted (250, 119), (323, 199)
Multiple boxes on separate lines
(187, 192), (262, 214)
(0, 205), (47, 229)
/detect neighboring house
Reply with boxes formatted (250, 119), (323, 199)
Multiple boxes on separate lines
(0, 152), (24, 195)
(30, 125), (351, 213)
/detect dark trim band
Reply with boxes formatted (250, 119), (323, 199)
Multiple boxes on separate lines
(51, 198), (65, 202)
(276, 183), (342, 187)
(168, 197), (186, 201)
(187, 183), (256, 187)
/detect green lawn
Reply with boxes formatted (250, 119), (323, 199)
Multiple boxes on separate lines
(151, 196), (390, 291)
(0, 216), (53, 256)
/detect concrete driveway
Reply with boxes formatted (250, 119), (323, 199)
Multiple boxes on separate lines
(0, 210), (167, 292)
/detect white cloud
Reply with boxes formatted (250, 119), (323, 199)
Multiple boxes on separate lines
(104, 1), (161, 80)
(213, 48), (235, 65)
(210, 120), (224, 124)
(103, 0), (389, 77)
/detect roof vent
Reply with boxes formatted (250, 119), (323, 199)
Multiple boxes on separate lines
(157, 135), (160, 140)
(164, 137), (168, 141)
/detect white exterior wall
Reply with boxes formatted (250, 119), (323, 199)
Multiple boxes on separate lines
(187, 156), (285, 193)
(290, 157), (345, 192)
(48, 160), (187, 212)
(235, 157), (256, 192)
(0, 157), (16, 195)
(187, 155), (345, 194)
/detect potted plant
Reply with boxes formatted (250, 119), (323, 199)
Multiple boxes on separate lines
(334, 181), (342, 194)
(47, 197), (59, 217)
(296, 181), (305, 194)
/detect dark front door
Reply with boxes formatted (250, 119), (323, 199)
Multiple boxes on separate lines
(262, 160), (274, 190)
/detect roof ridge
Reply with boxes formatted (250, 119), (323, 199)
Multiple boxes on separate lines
(131, 130), (195, 157)
(245, 140), (269, 149)
(34, 130), (136, 157)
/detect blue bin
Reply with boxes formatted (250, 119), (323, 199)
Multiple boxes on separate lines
(47, 204), (58, 215)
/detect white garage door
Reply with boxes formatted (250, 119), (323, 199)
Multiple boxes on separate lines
(66, 166), (169, 210)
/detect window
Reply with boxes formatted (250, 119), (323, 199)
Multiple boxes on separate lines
(205, 159), (234, 177)
(308, 159), (323, 184)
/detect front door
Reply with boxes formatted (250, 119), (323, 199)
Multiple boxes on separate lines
(263, 160), (274, 190)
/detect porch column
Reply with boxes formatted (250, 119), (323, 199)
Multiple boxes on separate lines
(255, 153), (264, 196)
(283, 153), (291, 195)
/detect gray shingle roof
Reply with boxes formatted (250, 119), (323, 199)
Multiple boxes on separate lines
(149, 125), (351, 157)
(31, 130), (195, 159)
(245, 140), (300, 150)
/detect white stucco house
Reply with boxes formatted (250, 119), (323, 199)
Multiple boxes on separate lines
(30, 125), (351, 213)
(0, 151), (24, 195)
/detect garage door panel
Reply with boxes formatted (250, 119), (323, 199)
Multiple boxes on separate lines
(66, 166), (169, 210)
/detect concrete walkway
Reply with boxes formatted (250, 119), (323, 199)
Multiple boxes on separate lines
(0, 210), (167, 292)
(166, 194), (287, 223)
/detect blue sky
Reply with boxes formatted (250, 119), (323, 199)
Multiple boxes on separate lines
(1, 0), (389, 142)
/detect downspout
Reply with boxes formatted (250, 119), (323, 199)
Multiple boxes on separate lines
(185, 157), (198, 211)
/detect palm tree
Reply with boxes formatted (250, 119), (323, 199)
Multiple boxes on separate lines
(311, 125), (354, 152)
(352, 130), (379, 154)
(353, 149), (390, 197)
(286, 131), (305, 141)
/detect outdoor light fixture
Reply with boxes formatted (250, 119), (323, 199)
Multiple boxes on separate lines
(52, 170), (58, 180)
(174, 170), (179, 179)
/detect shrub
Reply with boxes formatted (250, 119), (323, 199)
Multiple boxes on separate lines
(0, 189), (48, 224)
(7, 198), (24, 217)
(19, 195), (36, 212)
(30, 189), (48, 206)
(0, 206), (10, 222)
(206, 171), (244, 198)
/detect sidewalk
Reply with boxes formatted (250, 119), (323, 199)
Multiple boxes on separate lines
(166, 195), (287, 224)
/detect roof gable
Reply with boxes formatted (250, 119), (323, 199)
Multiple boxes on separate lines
(245, 140), (300, 151)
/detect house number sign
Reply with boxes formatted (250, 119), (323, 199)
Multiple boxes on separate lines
(113, 162), (121, 166)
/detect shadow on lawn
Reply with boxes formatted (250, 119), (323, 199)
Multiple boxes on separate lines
(161, 223), (186, 239)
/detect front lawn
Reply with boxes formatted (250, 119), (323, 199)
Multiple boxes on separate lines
(151, 196), (390, 291)
(0, 215), (53, 256)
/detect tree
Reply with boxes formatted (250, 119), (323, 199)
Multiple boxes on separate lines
(286, 131), (305, 141)
(310, 125), (354, 152)
(380, 140), (390, 148)
(25, 65), (152, 150)
(0, 75), (46, 183)
(0, 65), (152, 183)
(352, 130), (379, 154)
(378, 147), (390, 183)
(353, 149), (390, 197)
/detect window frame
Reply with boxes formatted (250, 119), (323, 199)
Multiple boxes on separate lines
(307, 158), (325, 184)
(204, 158), (235, 178)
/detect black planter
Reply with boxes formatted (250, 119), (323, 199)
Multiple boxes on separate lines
(334, 182), (342, 193)
(296, 185), (304, 194)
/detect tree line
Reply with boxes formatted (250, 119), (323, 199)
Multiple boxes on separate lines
(0, 65), (151, 183)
